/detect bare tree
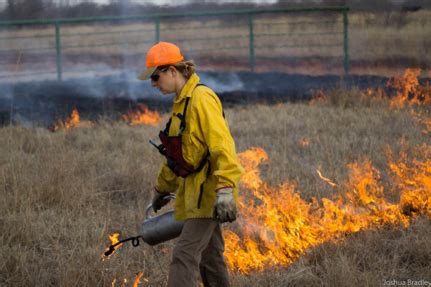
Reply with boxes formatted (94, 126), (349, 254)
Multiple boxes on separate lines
(5, 0), (51, 19)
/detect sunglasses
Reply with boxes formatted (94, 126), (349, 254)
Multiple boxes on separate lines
(150, 67), (169, 82)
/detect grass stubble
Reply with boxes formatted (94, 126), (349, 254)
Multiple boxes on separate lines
(0, 88), (430, 286)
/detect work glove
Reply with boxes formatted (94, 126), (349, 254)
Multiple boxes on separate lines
(213, 187), (237, 223)
(152, 188), (171, 213)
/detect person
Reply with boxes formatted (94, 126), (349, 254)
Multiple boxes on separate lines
(138, 42), (243, 287)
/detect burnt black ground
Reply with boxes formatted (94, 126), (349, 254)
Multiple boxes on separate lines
(0, 71), (407, 127)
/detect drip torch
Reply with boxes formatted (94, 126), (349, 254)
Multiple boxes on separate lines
(104, 194), (183, 257)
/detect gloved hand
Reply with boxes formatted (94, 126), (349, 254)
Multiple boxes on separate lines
(152, 188), (171, 213)
(213, 187), (237, 223)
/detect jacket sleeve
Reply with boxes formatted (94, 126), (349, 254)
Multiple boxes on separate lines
(155, 162), (179, 193)
(193, 88), (243, 190)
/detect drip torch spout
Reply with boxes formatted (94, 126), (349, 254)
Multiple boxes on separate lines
(103, 235), (145, 257)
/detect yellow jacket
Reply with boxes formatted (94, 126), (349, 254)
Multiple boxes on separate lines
(155, 73), (243, 220)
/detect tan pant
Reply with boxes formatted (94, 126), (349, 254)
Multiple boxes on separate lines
(167, 218), (230, 287)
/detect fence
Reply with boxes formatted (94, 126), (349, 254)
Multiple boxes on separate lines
(0, 6), (349, 81)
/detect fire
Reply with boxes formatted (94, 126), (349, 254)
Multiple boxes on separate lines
(111, 273), (149, 287)
(109, 232), (122, 246)
(309, 89), (326, 106)
(132, 271), (149, 286)
(66, 108), (80, 129)
(310, 68), (430, 109)
(49, 108), (94, 131)
(385, 68), (431, 108)
(316, 169), (337, 187)
(225, 146), (430, 273)
(133, 272), (143, 287)
(102, 232), (123, 260)
(388, 146), (431, 218)
(298, 138), (311, 148)
(385, 68), (431, 134)
(122, 104), (161, 126)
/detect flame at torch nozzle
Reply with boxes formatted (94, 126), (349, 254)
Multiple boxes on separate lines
(102, 234), (145, 260)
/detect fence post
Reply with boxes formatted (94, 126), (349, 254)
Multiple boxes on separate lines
(55, 22), (62, 81)
(248, 13), (255, 72)
(155, 17), (160, 43)
(343, 9), (349, 75)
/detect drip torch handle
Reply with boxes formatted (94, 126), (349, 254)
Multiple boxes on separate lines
(149, 139), (159, 149)
(149, 139), (166, 155)
(145, 193), (176, 219)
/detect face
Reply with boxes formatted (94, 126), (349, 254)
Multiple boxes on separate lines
(151, 66), (176, 95)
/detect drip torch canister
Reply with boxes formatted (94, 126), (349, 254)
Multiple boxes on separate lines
(140, 194), (184, 246)
(103, 194), (183, 258)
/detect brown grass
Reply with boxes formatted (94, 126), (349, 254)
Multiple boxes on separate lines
(1, 89), (430, 286)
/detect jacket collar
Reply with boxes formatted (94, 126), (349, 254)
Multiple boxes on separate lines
(174, 73), (200, 103)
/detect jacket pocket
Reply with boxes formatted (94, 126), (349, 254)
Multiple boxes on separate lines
(182, 132), (205, 169)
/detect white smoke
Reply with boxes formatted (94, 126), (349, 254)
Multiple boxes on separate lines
(199, 72), (245, 93)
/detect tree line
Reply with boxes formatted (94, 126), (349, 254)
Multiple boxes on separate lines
(0, 0), (428, 21)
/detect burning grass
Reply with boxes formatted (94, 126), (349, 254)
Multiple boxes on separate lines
(225, 145), (430, 273)
(121, 104), (162, 126)
(48, 105), (161, 132)
(0, 84), (430, 285)
(48, 108), (95, 132)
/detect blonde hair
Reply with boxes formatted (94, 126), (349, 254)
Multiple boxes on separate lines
(172, 60), (196, 79)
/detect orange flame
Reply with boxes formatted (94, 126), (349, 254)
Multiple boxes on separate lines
(309, 89), (327, 106)
(102, 232), (123, 260)
(385, 68), (431, 135)
(225, 146), (430, 273)
(111, 272), (149, 287)
(387, 68), (431, 108)
(49, 108), (94, 131)
(122, 104), (161, 126)
(109, 232), (121, 245)
(316, 169), (337, 187)
(66, 108), (80, 128)
(132, 271), (149, 287)
(298, 138), (311, 148)
(388, 146), (431, 218)
(384, 68), (431, 135)
(133, 272), (143, 287)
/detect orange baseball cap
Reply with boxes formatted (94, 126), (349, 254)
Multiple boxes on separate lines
(138, 42), (184, 80)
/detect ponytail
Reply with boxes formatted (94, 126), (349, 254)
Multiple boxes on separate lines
(172, 61), (195, 79)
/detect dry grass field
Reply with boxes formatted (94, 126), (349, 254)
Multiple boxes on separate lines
(1, 73), (430, 286)
(1, 9), (430, 81)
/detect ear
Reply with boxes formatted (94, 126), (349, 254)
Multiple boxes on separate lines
(169, 66), (177, 77)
